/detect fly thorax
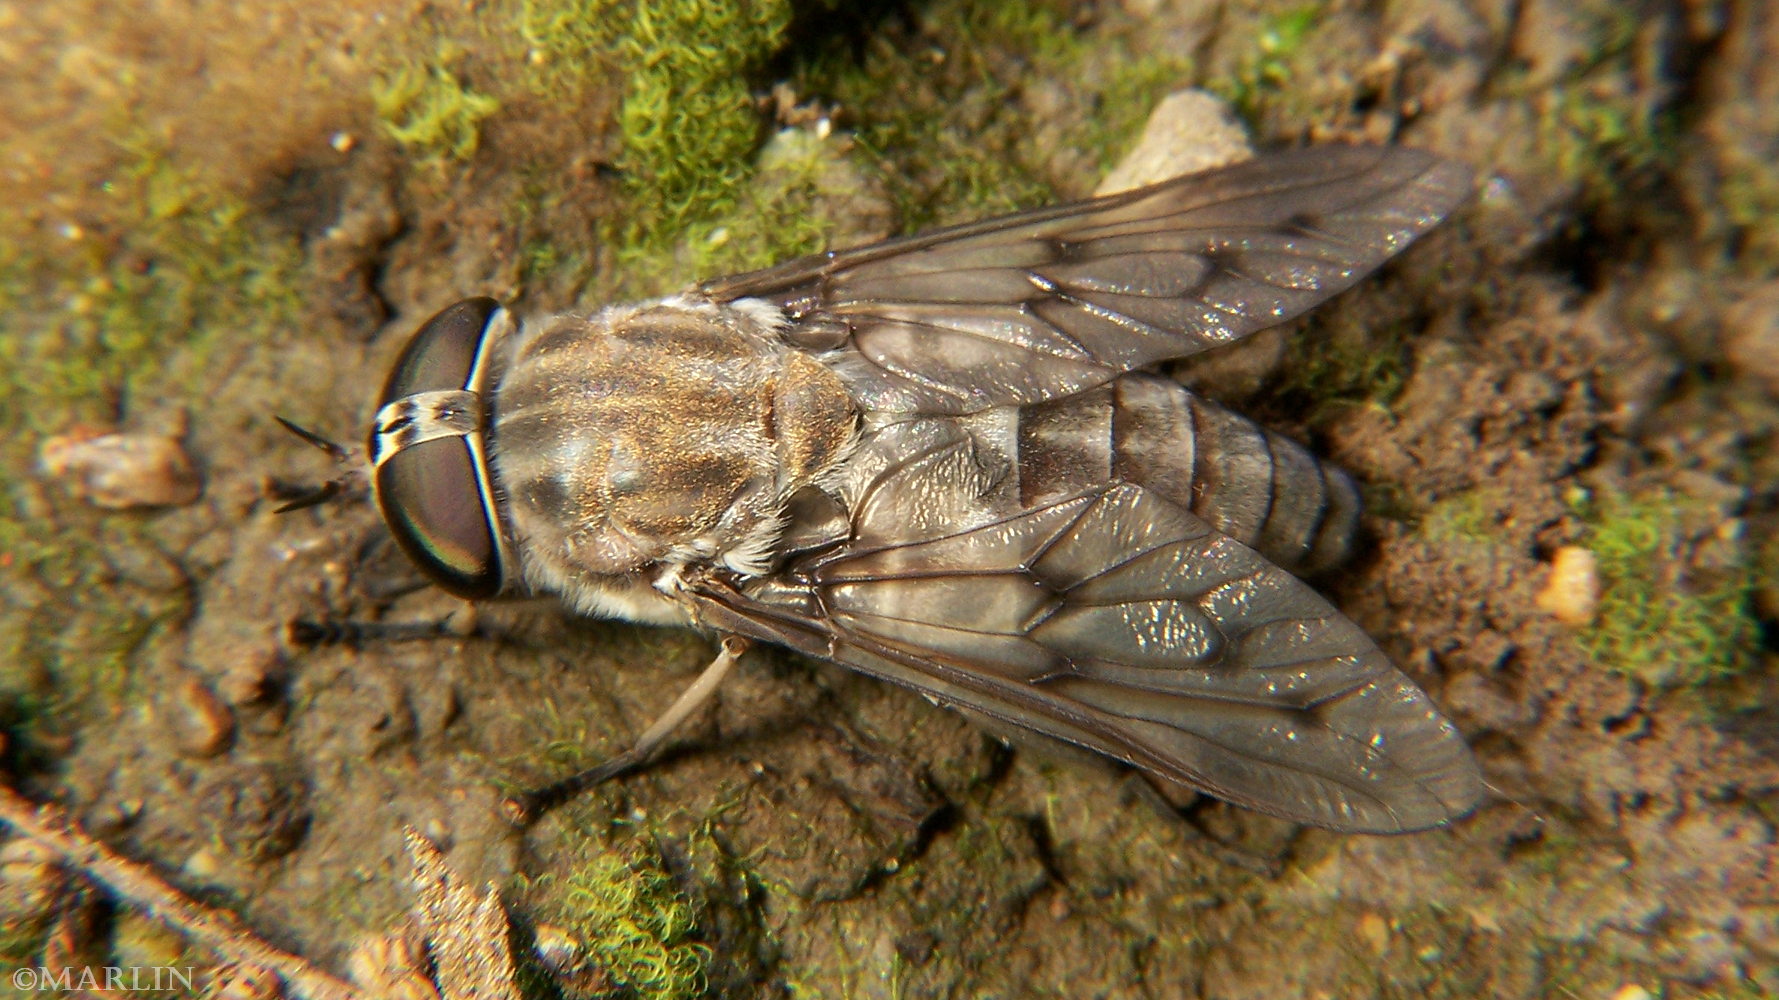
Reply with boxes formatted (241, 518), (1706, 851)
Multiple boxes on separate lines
(489, 297), (858, 596)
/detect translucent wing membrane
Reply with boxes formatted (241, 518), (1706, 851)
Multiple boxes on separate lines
(691, 484), (1481, 833)
(700, 146), (1472, 413)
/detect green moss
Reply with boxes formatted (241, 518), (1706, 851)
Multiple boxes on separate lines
(0, 509), (173, 765)
(498, 0), (1199, 302)
(668, 132), (850, 275)
(619, 2), (791, 205)
(602, 0), (796, 264)
(388, 0), (1190, 302)
(1572, 491), (1759, 688)
(371, 53), (501, 162)
(1537, 82), (1668, 205)
(597, 124), (867, 299)
(521, 851), (710, 1000)
(485, 694), (611, 797)
(840, 4), (1053, 224)
(505, 0), (804, 282)
(1080, 52), (1199, 174)
(1287, 326), (1408, 414)
(517, 0), (625, 99)
(1206, 3), (1324, 129)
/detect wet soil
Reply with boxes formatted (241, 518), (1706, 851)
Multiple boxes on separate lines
(1, 0), (1776, 997)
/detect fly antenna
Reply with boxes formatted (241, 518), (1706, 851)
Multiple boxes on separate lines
(275, 416), (350, 462)
(272, 416), (363, 513)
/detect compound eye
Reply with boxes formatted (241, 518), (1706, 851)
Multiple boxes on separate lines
(374, 436), (501, 599)
(378, 297), (500, 407)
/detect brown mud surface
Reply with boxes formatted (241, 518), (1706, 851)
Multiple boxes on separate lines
(1, 0), (1776, 997)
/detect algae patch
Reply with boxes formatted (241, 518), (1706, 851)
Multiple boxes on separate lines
(1273, 310), (1415, 419)
(1, 141), (302, 429)
(1419, 488), (1515, 547)
(792, 0), (1192, 231)
(1572, 491), (1760, 688)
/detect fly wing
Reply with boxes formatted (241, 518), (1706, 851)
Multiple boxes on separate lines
(699, 146), (1472, 414)
(688, 483), (1481, 833)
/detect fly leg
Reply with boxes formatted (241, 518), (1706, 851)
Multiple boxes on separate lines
(287, 615), (464, 646)
(503, 635), (750, 825)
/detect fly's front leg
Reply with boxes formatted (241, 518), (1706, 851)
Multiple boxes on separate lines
(503, 635), (751, 825)
(286, 614), (465, 647)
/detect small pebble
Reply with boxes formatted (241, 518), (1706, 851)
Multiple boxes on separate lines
(182, 847), (222, 881)
(41, 890), (104, 970)
(530, 923), (610, 998)
(171, 675), (236, 758)
(531, 923), (581, 970)
(216, 639), (283, 707)
(1356, 911), (1391, 955)
(1723, 283), (1779, 395)
(38, 429), (201, 509)
(110, 909), (188, 969)
(202, 963), (283, 1000)
(1535, 545), (1600, 626)
(346, 931), (443, 1000)
(0, 838), (66, 931)
(1095, 89), (1253, 196)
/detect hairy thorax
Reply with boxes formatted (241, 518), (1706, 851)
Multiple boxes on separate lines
(488, 296), (858, 608)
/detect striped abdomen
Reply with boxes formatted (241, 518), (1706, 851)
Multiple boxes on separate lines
(1016, 374), (1360, 575)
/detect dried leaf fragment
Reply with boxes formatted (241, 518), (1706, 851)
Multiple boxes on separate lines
(403, 828), (519, 1000)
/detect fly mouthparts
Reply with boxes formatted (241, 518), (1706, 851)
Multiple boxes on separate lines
(270, 479), (344, 514)
(271, 415), (366, 514)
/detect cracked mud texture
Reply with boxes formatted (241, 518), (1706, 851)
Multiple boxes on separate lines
(1, 0), (1776, 998)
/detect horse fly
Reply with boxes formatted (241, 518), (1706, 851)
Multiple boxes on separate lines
(314, 146), (1483, 833)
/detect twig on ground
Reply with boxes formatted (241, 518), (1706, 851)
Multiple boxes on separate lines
(0, 783), (367, 1000)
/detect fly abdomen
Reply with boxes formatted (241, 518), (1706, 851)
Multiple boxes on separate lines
(1015, 375), (1360, 575)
